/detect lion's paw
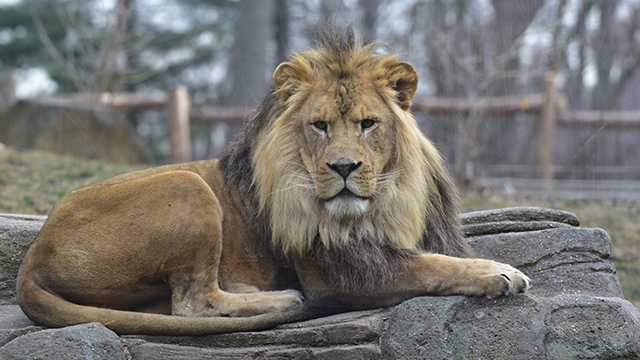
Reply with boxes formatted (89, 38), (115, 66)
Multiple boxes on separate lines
(473, 260), (531, 298)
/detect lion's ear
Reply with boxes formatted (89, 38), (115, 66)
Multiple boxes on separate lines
(387, 61), (418, 110)
(273, 62), (311, 103)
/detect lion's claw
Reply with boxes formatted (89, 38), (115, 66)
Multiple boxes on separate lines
(472, 260), (531, 298)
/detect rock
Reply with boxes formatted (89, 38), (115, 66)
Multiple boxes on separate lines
(461, 207), (580, 227)
(470, 227), (622, 298)
(0, 305), (42, 347)
(0, 208), (638, 359)
(381, 294), (640, 360)
(125, 340), (381, 360)
(0, 322), (127, 360)
(0, 214), (45, 304)
(462, 220), (573, 237)
(123, 309), (385, 359)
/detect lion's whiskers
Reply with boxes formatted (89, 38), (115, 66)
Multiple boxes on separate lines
(268, 172), (315, 196)
(376, 170), (400, 189)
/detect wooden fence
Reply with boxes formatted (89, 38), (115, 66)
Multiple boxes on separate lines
(19, 72), (640, 181)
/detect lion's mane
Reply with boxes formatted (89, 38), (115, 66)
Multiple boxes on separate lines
(220, 30), (467, 291)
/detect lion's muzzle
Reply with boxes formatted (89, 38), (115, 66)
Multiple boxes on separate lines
(327, 158), (362, 179)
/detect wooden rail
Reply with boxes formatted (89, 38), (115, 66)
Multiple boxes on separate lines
(559, 111), (640, 128)
(412, 94), (544, 114)
(23, 86), (640, 171)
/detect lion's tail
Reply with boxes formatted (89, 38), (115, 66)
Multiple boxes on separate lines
(18, 277), (309, 336)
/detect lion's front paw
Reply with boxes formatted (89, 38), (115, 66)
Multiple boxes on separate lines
(472, 260), (531, 298)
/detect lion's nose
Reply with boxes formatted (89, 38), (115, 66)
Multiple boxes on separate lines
(327, 158), (362, 179)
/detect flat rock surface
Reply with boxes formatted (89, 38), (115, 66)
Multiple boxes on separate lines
(461, 207), (580, 227)
(0, 207), (638, 359)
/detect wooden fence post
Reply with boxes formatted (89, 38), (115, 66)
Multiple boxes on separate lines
(537, 71), (557, 181)
(167, 86), (191, 163)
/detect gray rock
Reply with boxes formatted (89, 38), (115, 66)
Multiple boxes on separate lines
(461, 207), (580, 227)
(0, 305), (42, 347)
(462, 220), (573, 237)
(381, 294), (640, 360)
(0, 305), (34, 329)
(0, 208), (638, 359)
(123, 309), (385, 359)
(125, 341), (380, 360)
(0, 322), (127, 360)
(470, 227), (623, 298)
(0, 214), (44, 304)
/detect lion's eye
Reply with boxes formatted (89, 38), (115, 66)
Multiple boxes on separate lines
(361, 119), (376, 131)
(312, 121), (328, 132)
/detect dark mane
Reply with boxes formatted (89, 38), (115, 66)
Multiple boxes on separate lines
(219, 92), (279, 237)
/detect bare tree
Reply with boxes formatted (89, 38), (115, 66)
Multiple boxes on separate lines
(31, 0), (134, 92)
(415, 0), (544, 184)
(550, 0), (640, 110)
(274, 0), (290, 62)
(225, 0), (274, 107)
(98, 0), (134, 92)
(359, 0), (379, 44)
(489, 0), (544, 95)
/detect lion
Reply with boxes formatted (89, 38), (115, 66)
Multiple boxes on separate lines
(16, 30), (530, 336)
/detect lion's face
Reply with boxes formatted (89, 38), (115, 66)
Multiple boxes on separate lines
(294, 79), (396, 219)
(252, 38), (449, 254)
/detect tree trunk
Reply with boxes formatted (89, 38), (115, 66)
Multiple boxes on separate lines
(359, 0), (379, 44)
(490, 0), (543, 95)
(274, 0), (289, 63)
(591, 1), (618, 110)
(226, 0), (274, 107)
(99, 0), (133, 92)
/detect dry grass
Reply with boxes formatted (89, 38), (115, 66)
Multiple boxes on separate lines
(0, 148), (139, 214)
(0, 147), (637, 305)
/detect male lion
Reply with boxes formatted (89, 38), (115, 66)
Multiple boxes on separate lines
(16, 31), (530, 335)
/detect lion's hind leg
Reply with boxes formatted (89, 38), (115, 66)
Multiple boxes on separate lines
(169, 272), (303, 318)
(152, 171), (303, 319)
(206, 290), (304, 317)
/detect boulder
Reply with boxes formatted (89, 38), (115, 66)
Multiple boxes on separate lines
(0, 213), (45, 304)
(0, 207), (638, 359)
(0, 322), (127, 360)
(0, 305), (42, 347)
(381, 294), (640, 360)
